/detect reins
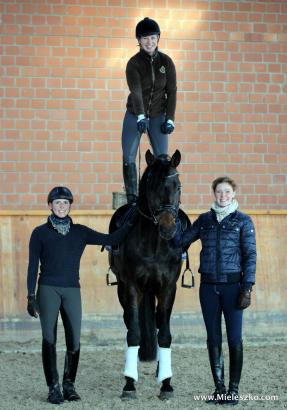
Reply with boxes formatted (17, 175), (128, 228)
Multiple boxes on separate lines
(137, 206), (158, 223)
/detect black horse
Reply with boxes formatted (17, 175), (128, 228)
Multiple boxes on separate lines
(108, 149), (190, 400)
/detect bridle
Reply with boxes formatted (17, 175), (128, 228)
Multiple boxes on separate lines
(137, 171), (181, 225)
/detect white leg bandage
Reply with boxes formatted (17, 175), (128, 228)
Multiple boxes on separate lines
(157, 347), (172, 383)
(156, 343), (160, 361)
(123, 346), (140, 382)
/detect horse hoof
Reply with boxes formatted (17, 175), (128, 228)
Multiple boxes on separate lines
(121, 390), (137, 400)
(159, 390), (174, 401)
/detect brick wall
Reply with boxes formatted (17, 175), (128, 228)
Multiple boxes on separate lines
(1, 0), (287, 210)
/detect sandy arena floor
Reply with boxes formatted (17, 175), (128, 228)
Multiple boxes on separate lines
(1, 340), (286, 410)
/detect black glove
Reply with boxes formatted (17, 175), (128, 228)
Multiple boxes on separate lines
(237, 289), (251, 310)
(161, 119), (174, 134)
(137, 117), (149, 134)
(27, 295), (39, 318)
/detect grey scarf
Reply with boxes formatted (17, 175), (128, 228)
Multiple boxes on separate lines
(49, 214), (71, 236)
(211, 199), (239, 222)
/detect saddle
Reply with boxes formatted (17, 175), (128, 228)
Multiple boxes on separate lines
(177, 208), (192, 240)
(103, 205), (194, 288)
(109, 204), (191, 237)
(101, 204), (137, 282)
(109, 203), (135, 233)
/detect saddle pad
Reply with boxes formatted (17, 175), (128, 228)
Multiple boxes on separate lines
(109, 203), (134, 233)
(177, 208), (191, 232)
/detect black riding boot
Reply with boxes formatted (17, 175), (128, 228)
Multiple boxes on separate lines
(226, 341), (243, 405)
(123, 162), (137, 204)
(62, 347), (81, 401)
(42, 339), (64, 405)
(206, 343), (226, 404)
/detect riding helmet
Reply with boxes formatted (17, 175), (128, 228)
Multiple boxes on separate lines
(47, 186), (73, 204)
(135, 17), (160, 39)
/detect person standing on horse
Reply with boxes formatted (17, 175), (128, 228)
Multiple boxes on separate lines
(174, 177), (256, 405)
(26, 186), (135, 405)
(122, 17), (177, 204)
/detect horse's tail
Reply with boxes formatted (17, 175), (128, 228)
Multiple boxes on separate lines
(138, 292), (157, 361)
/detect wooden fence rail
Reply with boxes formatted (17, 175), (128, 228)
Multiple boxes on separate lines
(0, 210), (286, 318)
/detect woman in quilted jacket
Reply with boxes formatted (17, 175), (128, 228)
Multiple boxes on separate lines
(175, 176), (256, 405)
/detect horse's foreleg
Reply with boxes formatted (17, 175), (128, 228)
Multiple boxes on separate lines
(156, 287), (176, 349)
(123, 345), (139, 381)
(157, 346), (172, 383)
(122, 322), (140, 399)
(156, 288), (176, 399)
(118, 283), (140, 399)
(159, 377), (174, 400)
(121, 376), (137, 400)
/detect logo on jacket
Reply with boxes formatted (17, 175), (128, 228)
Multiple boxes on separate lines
(159, 66), (166, 74)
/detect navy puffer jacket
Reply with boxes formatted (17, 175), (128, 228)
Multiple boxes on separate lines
(178, 209), (256, 284)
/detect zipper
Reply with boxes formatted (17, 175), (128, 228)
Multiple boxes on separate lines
(146, 56), (155, 118)
(216, 222), (220, 275)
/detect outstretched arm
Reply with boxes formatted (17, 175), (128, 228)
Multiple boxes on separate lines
(85, 211), (137, 246)
(173, 216), (200, 250)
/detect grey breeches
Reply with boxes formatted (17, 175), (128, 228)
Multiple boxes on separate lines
(37, 285), (82, 351)
(121, 111), (168, 163)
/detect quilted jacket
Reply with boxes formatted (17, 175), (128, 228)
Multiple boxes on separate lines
(178, 209), (256, 284)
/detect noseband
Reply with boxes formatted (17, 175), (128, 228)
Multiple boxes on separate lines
(138, 171), (180, 225)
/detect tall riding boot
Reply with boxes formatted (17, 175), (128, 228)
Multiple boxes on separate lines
(123, 162), (137, 204)
(226, 341), (243, 405)
(42, 339), (64, 405)
(62, 347), (81, 401)
(206, 343), (226, 404)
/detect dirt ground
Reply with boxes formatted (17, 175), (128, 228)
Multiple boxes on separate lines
(1, 339), (286, 410)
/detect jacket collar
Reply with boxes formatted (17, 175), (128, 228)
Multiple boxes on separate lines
(210, 208), (238, 222)
(139, 47), (159, 60)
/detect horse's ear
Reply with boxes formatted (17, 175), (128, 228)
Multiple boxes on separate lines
(171, 150), (181, 168)
(145, 149), (155, 166)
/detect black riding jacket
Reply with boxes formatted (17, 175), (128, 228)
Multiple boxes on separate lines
(176, 210), (256, 285)
(126, 48), (177, 120)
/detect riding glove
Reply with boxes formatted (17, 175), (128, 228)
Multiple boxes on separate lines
(237, 288), (251, 310)
(161, 119), (174, 135)
(137, 115), (149, 134)
(27, 295), (39, 318)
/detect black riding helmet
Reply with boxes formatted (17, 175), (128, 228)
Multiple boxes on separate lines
(135, 17), (160, 39)
(47, 186), (73, 204)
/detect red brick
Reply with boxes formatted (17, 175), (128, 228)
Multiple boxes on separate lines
(0, 1), (286, 210)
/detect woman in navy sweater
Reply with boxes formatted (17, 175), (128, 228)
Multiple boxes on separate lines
(27, 186), (134, 405)
(174, 176), (256, 405)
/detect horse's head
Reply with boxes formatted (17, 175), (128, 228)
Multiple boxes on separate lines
(138, 149), (181, 240)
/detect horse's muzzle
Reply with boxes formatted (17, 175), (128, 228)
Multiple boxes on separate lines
(158, 213), (177, 240)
